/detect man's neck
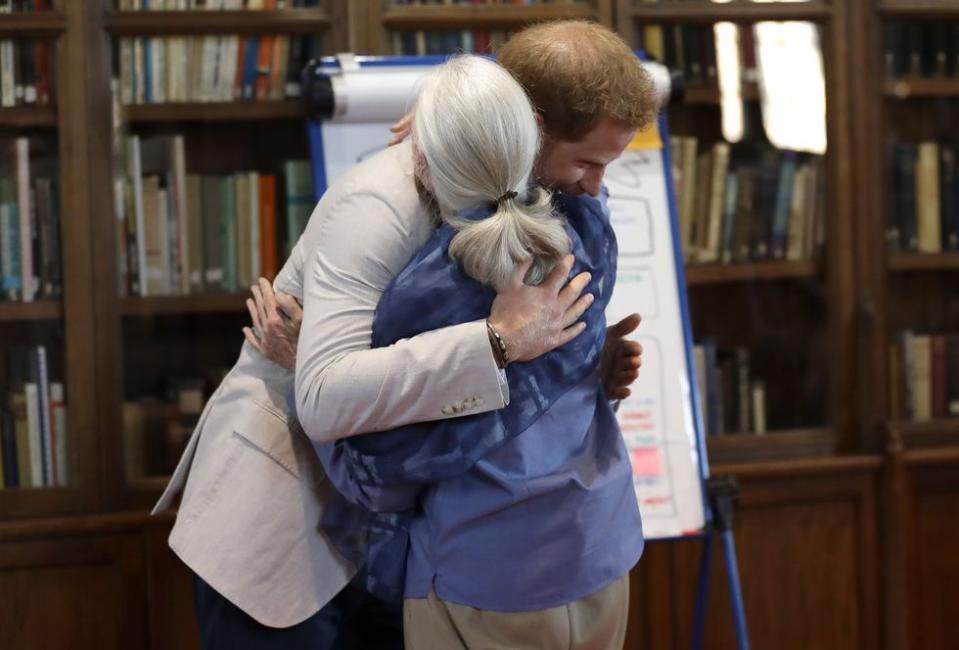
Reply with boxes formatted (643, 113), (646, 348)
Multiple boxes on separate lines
(414, 175), (442, 227)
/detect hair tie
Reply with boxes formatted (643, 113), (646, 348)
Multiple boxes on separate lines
(497, 190), (518, 204)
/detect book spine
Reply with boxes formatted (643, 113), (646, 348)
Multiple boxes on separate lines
(751, 380), (766, 435)
(931, 335), (947, 418)
(248, 171), (260, 281)
(16, 137), (35, 301)
(24, 382), (41, 487)
(173, 135), (189, 294)
(50, 382), (66, 487)
(947, 334), (959, 417)
(1, 410), (18, 487)
(916, 141), (941, 253)
(35, 345), (51, 486)
(10, 390), (31, 487)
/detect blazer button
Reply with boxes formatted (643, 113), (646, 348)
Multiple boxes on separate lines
(442, 406), (454, 416)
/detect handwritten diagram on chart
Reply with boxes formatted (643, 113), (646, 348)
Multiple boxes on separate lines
(605, 141), (706, 539)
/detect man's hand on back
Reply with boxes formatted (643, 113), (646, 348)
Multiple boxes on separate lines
(488, 255), (594, 364)
(601, 314), (643, 400)
(388, 113), (414, 146)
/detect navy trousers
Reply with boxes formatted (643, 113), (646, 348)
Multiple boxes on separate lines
(192, 571), (404, 650)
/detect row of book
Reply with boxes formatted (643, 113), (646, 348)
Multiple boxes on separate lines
(670, 137), (826, 265)
(890, 331), (959, 422)
(639, 24), (722, 87)
(885, 141), (959, 254)
(117, 135), (313, 297)
(0, 1), (52, 13)
(117, 34), (321, 106)
(115, 0), (320, 10)
(393, 1), (583, 5)
(392, 30), (513, 56)
(0, 137), (62, 303)
(693, 342), (766, 436)
(1, 345), (67, 489)
(641, 22), (766, 87)
(884, 23), (959, 79)
(0, 40), (56, 109)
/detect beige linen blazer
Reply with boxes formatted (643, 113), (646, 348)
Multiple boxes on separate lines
(153, 142), (507, 628)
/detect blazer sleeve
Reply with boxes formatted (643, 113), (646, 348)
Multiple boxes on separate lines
(295, 190), (508, 443)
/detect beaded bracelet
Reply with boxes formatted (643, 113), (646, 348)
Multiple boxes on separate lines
(486, 320), (510, 369)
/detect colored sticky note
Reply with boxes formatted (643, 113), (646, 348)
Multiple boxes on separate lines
(630, 446), (664, 477)
(627, 122), (662, 151)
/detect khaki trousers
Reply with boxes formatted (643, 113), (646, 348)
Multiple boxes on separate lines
(403, 575), (629, 650)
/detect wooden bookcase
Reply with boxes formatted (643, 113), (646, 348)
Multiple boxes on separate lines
(852, 0), (959, 452)
(89, 0), (349, 512)
(0, 3), (102, 521)
(849, 1), (959, 648)
(617, 0), (858, 467)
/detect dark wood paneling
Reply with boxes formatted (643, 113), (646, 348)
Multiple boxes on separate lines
(146, 523), (200, 650)
(628, 1), (830, 23)
(898, 454), (959, 650)
(913, 486), (959, 649)
(626, 458), (881, 650)
(104, 9), (330, 36)
(0, 534), (147, 650)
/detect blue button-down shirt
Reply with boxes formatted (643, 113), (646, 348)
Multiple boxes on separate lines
(316, 366), (644, 612)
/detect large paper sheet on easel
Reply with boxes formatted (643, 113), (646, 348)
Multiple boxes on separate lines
(604, 124), (706, 538)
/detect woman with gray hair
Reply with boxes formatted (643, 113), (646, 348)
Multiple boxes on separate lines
(317, 54), (643, 649)
(411, 54), (570, 288)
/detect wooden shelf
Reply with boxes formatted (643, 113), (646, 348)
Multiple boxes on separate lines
(0, 105), (57, 128)
(878, 0), (959, 20)
(711, 454), (881, 480)
(0, 12), (66, 37)
(105, 9), (330, 36)
(884, 77), (959, 99)
(124, 100), (304, 123)
(888, 252), (959, 272)
(0, 300), (63, 322)
(682, 81), (760, 105)
(381, 3), (595, 29)
(707, 427), (836, 465)
(685, 260), (820, 285)
(630, 1), (831, 24)
(120, 293), (247, 317)
(892, 418), (959, 449)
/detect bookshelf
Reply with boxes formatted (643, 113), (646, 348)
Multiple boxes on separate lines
(617, 0), (856, 465)
(852, 1), (959, 453)
(360, 0), (612, 55)
(0, 1), (102, 522)
(625, 1), (831, 24)
(0, 301), (62, 321)
(684, 260), (821, 286)
(86, 1), (348, 510)
(849, 1), (959, 648)
(0, 12), (65, 36)
(104, 8), (332, 35)
(124, 100), (304, 122)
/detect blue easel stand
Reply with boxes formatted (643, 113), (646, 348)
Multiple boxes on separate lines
(692, 477), (750, 650)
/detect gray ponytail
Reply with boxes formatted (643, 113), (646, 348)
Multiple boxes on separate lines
(412, 55), (570, 289)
